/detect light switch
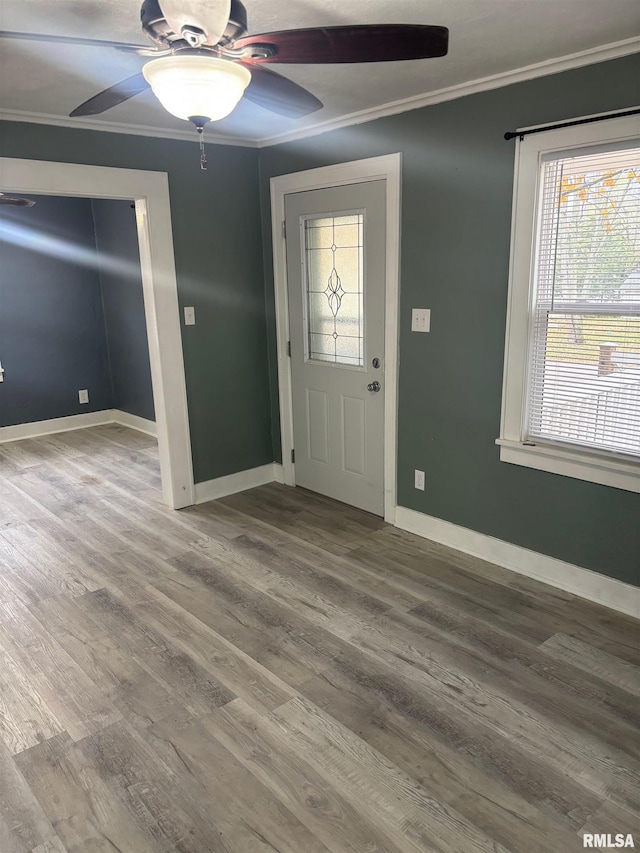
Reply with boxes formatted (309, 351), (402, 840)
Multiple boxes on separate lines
(184, 306), (196, 326)
(412, 308), (431, 333)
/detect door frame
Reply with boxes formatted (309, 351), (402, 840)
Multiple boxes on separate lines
(270, 153), (401, 523)
(0, 157), (195, 508)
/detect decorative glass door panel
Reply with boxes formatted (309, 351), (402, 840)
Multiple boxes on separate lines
(303, 213), (364, 366)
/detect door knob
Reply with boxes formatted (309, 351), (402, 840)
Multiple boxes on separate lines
(367, 381), (381, 392)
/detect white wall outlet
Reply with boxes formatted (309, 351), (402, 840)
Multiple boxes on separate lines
(411, 308), (431, 333)
(414, 469), (425, 490)
(79, 389), (89, 404)
(184, 306), (196, 326)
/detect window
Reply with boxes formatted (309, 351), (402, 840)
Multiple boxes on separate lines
(303, 212), (364, 367)
(499, 114), (640, 493)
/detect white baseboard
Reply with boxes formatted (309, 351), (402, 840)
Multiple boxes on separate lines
(112, 410), (157, 437)
(395, 507), (639, 619)
(0, 411), (114, 443)
(0, 409), (157, 443)
(194, 463), (284, 504)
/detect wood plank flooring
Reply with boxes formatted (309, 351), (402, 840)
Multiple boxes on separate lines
(0, 424), (638, 852)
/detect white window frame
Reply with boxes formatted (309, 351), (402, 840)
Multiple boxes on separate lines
(498, 113), (640, 494)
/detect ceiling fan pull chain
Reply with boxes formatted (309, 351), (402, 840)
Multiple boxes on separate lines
(197, 126), (208, 170)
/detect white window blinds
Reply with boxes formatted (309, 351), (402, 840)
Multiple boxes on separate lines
(527, 144), (640, 457)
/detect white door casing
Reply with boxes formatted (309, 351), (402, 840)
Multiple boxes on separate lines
(285, 181), (386, 515)
(0, 157), (195, 508)
(270, 154), (401, 523)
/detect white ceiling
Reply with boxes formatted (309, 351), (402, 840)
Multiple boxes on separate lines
(0, 0), (638, 145)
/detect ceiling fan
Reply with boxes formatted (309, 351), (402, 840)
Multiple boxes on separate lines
(1, 0), (449, 167)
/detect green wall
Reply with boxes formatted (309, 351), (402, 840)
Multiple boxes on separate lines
(258, 54), (640, 586)
(0, 124), (272, 483)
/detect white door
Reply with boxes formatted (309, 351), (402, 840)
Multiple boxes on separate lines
(285, 180), (386, 515)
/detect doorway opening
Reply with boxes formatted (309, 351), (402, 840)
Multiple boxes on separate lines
(0, 158), (194, 508)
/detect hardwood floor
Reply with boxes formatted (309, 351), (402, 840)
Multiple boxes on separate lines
(0, 424), (638, 853)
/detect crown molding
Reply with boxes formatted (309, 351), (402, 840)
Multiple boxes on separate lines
(1, 37), (638, 151)
(256, 36), (640, 148)
(0, 108), (258, 148)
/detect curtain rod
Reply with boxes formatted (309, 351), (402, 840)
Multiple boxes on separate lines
(504, 107), (640, 141)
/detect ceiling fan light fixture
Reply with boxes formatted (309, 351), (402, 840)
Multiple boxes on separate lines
(142, 54), (251, 123)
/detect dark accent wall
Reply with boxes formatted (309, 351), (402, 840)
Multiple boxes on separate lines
(92, 199), (155, 422)
(0, 127), (270, 483)
(257, 54), (640, 586)
(0, 194), (113, 426)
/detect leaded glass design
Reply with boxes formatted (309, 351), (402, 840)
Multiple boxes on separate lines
(304, 213), (364, 366)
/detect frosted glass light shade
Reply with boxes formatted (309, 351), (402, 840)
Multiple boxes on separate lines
(142, 55), (251, 123)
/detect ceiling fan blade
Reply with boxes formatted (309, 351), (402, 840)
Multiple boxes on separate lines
(240, 63), (322, 118)
(69, 73), (150, 117)
(158, 0), (231, 46)
(0, 30), (149, 53)
(0, 194), (36, 207)
(235, 24), (448, 64)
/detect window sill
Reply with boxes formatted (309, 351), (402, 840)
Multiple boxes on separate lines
(496, 438), (640, 493)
